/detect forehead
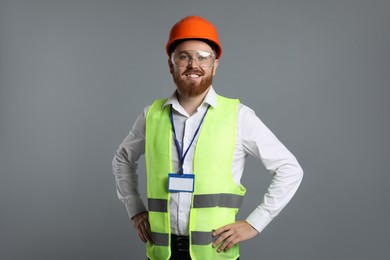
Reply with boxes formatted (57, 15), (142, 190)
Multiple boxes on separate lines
(174, 40), (213, 52)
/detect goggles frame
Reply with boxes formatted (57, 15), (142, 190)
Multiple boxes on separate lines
(171, 50), (216, 68)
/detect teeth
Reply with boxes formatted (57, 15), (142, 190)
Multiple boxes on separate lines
(187, 74), (200, 78)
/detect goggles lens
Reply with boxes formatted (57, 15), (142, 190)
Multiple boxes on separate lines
(171, 50), (215, 68)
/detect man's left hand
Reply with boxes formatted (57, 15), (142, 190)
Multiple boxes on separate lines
(212, 220), (259, 252)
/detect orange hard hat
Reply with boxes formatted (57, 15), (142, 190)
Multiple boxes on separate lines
(166, 16), (222, 59)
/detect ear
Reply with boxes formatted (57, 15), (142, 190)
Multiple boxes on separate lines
(212, 59), (219, 76)
(168, 59), (174, 74)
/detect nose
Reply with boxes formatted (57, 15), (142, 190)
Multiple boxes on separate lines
(187, 57), (199, 68)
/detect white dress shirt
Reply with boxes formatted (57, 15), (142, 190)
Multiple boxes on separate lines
(112, 87), (303, 235)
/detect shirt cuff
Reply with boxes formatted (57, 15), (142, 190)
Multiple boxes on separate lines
(246, 208), (273, 233)
(123, 196), (147, 219)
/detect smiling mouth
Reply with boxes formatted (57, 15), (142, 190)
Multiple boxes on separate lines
(186, 73), (200, 78)
(184, 70), (203, 79)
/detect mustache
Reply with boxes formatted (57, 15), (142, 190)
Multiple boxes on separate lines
(181, 69), (205, 76)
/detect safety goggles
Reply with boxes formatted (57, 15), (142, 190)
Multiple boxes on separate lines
(171, 50), (216, 68)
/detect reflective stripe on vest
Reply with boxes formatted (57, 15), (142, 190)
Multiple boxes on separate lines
(193, 193), (244, 208)
(151, 232), (169, 246)
(145, 95), (246, 260)
(148, 198), (168, 212)
(149, 193), (243, 212)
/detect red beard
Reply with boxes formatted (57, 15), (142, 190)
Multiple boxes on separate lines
(172, 69), (213, 97)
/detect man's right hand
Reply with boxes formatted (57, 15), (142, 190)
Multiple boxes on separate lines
(131, 211), (153, 244)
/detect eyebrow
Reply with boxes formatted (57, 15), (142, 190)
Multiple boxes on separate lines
(176, 50), (191, 55)
(176, 50), (212, 56)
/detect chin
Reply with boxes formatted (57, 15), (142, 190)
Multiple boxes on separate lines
(174, 75), (213, 97)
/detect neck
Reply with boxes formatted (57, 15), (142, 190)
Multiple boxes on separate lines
(176, 87), (210, 116)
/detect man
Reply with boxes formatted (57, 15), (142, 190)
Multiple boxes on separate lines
(113, 16), (303, 260)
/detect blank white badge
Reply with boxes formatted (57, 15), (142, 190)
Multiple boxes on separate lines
(168, 173), (195, 193)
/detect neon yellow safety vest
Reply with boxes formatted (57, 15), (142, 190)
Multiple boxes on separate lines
(145, 95), (246, 260)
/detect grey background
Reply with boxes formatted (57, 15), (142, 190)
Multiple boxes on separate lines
(1, 0), (389, 259)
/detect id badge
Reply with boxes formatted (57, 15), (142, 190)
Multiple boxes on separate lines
(168, 173), (195, 193)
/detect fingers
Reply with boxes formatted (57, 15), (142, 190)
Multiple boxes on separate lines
(212, 221), (259, 253)
(137, 226), (147, 243)
(213, 229), (237, 252)
(212, 225), (230, 249)
(213, 228), (236, 253)
(219, 235), (240, 252)
(132, 211), (154, 244)
(140, 218), (153, 243)
(136, 220), (149, 243)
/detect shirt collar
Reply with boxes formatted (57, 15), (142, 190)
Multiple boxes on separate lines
(162, 86), (217, 111)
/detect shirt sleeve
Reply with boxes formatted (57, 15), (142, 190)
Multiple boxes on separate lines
(112, 106), (150, 219)
(238, 104), (304, 233)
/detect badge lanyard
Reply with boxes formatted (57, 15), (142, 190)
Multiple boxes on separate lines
(170, 105), (210, 175)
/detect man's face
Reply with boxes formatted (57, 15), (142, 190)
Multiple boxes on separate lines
(169, 40), (219, 97)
